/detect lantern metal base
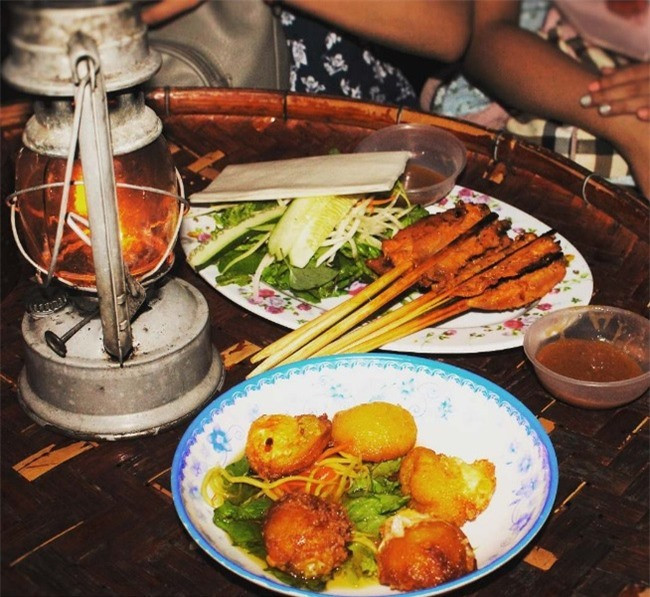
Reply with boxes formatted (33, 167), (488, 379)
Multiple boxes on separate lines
(17, 278), (225, 441)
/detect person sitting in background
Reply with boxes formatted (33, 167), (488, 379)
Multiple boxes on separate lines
(426, 0), (649, 199)
(141, 0), (649, 199)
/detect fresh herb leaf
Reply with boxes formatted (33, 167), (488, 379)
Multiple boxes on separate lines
(399, 204), (430, 227)
(338, 541), (378, 583)
(216, 250), (265, 285)
(288, 263), (339, 291)
(343, 458), (407, 536)
(212, 201), (280, 229)
(371, 458), (402, 478)
(217, 457), (260, 505)
(212, 495), (272, 558)
(344, 493), (410, 536)
(214, 495), (272, 522)
(212, 518), (266, 558)
(225, 456), (250, 477)
(348, 458), (402, 495)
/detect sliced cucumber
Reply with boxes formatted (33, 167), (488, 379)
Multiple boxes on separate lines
(188, 203), (286, 268)
(268, 196), (354, 268)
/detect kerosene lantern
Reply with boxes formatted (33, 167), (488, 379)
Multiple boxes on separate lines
(3, 1), (224, 439)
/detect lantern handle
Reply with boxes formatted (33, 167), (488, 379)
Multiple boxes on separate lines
(45, 66), (89, 287)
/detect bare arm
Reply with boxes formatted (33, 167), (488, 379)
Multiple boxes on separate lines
(140, 0), (203, 25)
(463, 0), (649, 198)
(282, 0), (472, 63)
(142, 0), (472, 61)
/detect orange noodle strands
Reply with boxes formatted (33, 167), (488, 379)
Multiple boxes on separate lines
(201, 448), (366, 508)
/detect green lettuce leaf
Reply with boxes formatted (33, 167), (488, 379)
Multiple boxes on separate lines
(344, 493), (410, 536)
(212, 495), (272, 558)
(288, 263), (339, 291)
(337, 541), (378, 584)
(343, 458), (407, 537)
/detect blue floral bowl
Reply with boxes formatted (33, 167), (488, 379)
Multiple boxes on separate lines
(172, 353), (558, 596)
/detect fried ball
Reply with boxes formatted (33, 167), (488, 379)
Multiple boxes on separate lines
(331, 401), (417, 462)
(245, 413), (331, 480)
(263, 492), (352, 579)
(399, 446), (496, 526)
(377, 511), (476, 591)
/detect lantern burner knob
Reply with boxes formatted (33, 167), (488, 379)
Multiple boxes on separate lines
(44, 307), (99, 358)
(24, 286), (68, 317)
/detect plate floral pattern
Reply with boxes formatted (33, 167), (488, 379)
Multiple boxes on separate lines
(172, 354), (559, 597)
(180, 186), (593, 354)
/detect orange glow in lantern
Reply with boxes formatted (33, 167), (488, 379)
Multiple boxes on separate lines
(14, 135), (180, 289)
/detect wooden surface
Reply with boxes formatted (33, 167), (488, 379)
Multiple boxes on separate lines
(1, 89), (648, 596)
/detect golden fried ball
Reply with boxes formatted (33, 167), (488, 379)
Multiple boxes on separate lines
(263, 492), (352, 579)
(245, 413), (331, 480)
(399, 446), (496, 526)
(331, 401), (417, 462)
(377, 512), (476, 591)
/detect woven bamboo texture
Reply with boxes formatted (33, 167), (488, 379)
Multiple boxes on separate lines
(1, 89), (648, 596)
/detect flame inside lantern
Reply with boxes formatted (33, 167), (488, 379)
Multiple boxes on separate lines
(14, 135), (180, 289)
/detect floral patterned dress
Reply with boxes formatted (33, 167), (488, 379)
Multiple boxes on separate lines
(279, 7), (419, 107)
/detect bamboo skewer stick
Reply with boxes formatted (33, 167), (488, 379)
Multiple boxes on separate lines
(273, 263), (435, 361)
(247, 260), (411, 369)
(249, 239), (540, 375)
(247, 257), (444, 377)
(347, 300), (471, 354)
(248, 250), (461, 377)
(313, 289), (452, 358)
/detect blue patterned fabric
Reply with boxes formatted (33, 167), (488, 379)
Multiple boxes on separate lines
(279, 8), (419, 107)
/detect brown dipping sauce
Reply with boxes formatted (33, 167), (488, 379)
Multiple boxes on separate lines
(536, 338), (643, 382)
(402, 164), (447, 190)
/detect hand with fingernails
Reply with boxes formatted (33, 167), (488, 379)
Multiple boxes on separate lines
(580, 62), (650, 121)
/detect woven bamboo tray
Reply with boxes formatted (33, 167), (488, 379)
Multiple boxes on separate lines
(1, 89), (648, 596)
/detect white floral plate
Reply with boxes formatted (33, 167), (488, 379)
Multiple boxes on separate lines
(172, 353), (559, 596)
(181, 186), (593, 354)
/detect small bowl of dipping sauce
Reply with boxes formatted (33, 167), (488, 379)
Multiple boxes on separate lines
(355, 123), (467, 206)
(523, 305), (650, 409)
